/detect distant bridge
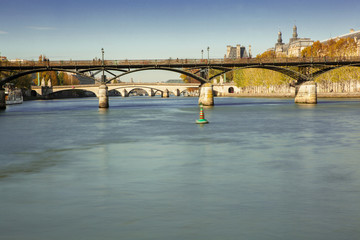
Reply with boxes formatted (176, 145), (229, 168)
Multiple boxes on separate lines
(31, 82), (200, 98)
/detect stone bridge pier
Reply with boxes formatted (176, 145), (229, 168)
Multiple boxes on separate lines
(149, 89), (155, 97)
(198, 83), (214, 106)
(119, 89), (129, 97)
(294, 81), (317, 104)
(174, 89), (180, 96)
(0, 87), (6, 110)
(162, 89), (169, 98)
(98, 84), (109, 108)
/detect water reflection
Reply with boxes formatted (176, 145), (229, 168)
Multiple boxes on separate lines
(98, 108), (109, 114)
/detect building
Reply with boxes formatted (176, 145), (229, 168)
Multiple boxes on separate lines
(166, 79), (184, 83)
(321, 29), (360, 56)
(225, 44), (250, 59)
(0, 56), (7, 61)
(321, 29), (360, 43)
(275, 25), (313, 57)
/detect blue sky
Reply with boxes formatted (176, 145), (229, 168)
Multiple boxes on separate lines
(1, 0), (359, 81)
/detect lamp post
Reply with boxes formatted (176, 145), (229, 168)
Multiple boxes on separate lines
(207, 46), (210, 62)
(101, 48), (105, 83)
(201, 50), (204, 60)
(207, 46), (210, 79)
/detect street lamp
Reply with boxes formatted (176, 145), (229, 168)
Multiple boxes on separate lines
(102, 48), (104, 62)
(201, 50), (204, 60)
(101, 48), (105, 83)
(207, 46), (210, 61)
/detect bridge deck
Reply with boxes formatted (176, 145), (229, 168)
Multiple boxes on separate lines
(2, 57), (360, 70)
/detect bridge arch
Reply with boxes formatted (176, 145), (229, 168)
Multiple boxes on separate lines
(110, 85), (167, 97)
(47, 89), (97, 98)
(32, 86), (99, 97)
(312, 64), (360, 79)
(209, 65), (310, 83)
(0, 68), (99, 86)
(78, 67), (128, 74)
(105, 67), (208, 85)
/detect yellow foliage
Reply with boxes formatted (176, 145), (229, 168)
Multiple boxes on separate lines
(233, 68), (290, 88)
(256, 50), (276, 58)
(315, 66), (360, 83)
(301, 38), (357, 57)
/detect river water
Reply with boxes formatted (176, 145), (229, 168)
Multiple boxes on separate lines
(1, 96), (360, 240)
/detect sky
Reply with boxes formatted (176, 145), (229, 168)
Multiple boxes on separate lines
(1, 0), (360, 82)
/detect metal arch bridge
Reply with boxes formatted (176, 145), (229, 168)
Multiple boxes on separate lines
(2, 57), (360, 86)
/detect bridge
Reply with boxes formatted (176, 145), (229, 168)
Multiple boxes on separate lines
(31, 82), (201, 98)
(2, 56), (360, 108)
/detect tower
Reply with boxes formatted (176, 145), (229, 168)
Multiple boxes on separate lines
(293, 25), (298, 39)
(275, 31), (285, 57)
(278, 31), (283, 44)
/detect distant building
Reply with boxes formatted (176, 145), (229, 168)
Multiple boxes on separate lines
(166, 79), (184, 83)
(0, 56), (7, 61)
(274, 25), (313, 57)
(9, 59), (25, 62)
(321, 29), (360, 43)
(225, 44), (250, 59)
(75, 74), (96, 85)
(321, 29), (360, 56)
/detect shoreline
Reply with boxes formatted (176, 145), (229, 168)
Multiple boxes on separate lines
(218, 92), (360, 98)
(22, 92), (360, 101)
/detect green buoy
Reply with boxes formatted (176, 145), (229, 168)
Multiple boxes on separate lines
(196, 104), (209, 124)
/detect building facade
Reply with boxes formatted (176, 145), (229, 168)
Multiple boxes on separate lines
(225, 44), (250, 59)
(274, 25), (313, 57)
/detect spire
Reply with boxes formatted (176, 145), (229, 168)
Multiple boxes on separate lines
(277, 31), (282, 43)
(293, 25), (298, 39)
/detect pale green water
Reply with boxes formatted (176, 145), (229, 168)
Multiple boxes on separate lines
(1, 97), (360, 240)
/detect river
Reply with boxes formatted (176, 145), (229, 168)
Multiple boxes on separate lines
(1, 96), (360, 240)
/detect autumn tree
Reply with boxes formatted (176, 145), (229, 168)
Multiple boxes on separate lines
(301, 38), (358, 57)
(256, 50), (276, 58)
(180, 68), (203, 83)
(13, 75), (33, 89)
(233, 68), (291, 88)
(209, 69), (234, 83)
(1, 70), (33, 89)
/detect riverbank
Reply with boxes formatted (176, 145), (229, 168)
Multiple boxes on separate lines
(220, 92), (360, 98)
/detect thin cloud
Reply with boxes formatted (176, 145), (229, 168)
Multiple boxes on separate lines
(0, 30), (8, 34)
(28, 26), (56, 31)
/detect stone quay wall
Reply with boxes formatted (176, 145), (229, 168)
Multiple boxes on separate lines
(214, 80), (360, 98)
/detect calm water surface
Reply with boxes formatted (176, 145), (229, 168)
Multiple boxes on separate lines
(1, 97), (360, 240)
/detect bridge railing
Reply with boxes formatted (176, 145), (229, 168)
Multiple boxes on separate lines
(2, 56), (360, 68)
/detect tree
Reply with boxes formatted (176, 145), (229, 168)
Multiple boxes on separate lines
(233, 68), (291, 88)
(301, 38), (358, 57)
(180, 68), (202, 83)
(13, 75), (33, 89)
(256, 50), (276, 58)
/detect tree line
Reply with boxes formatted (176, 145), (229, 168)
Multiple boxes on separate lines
(1, 55), (81, 89)
(180, 37), (360, 87)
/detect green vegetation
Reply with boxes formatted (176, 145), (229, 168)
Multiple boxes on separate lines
(0, 70), (33, 89)
(35, 55), (80, 86)
(232, 68), (292, 88)
(34, 71), (79, 86)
